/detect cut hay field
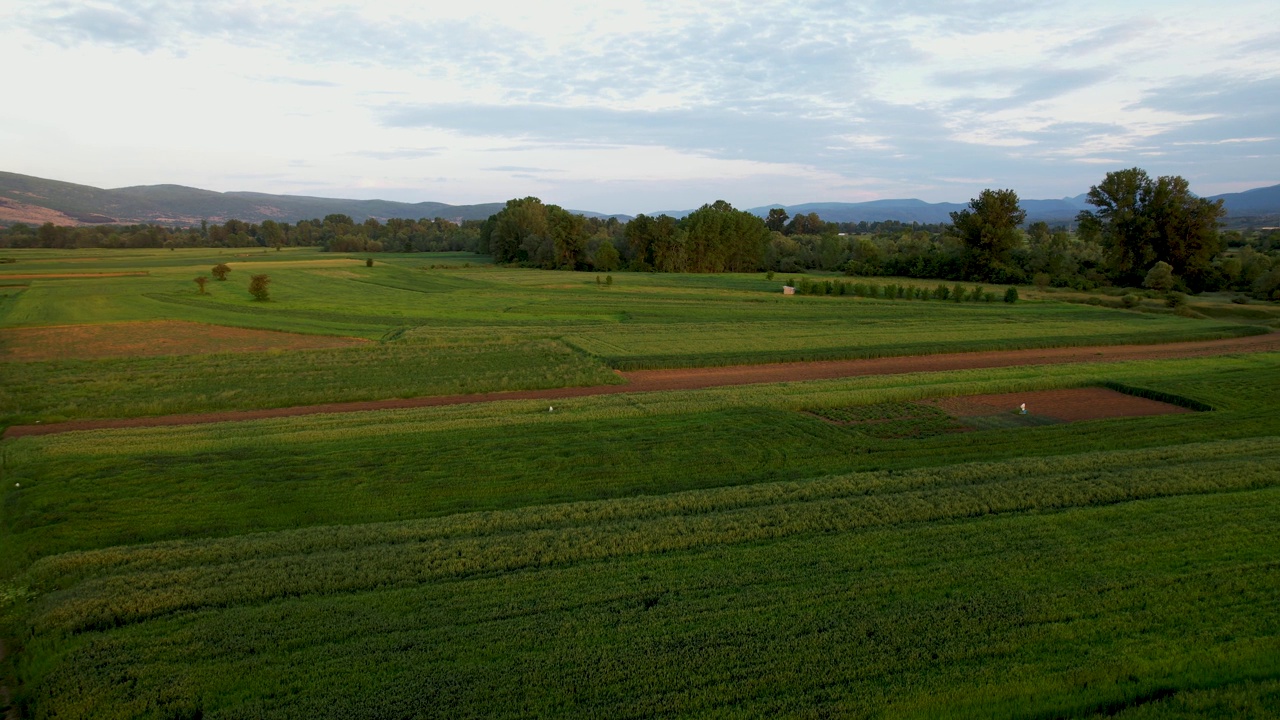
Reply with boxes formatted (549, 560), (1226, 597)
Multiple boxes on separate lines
(1, 248), (1279, 718)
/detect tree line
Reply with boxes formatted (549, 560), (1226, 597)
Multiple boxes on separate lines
(0, 214), (486, 253)
(2, 168), (1278, 299)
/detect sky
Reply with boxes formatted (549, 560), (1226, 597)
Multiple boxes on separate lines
(2, 0), (1278, 215)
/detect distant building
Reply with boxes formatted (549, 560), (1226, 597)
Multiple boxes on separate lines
(782, 286), (795, 295)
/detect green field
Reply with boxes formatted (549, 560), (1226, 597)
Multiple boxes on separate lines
(0, 248), (1262, 425)
(2, 249), (1279, 718)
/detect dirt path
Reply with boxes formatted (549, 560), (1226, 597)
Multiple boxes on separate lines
(5, 332), (1277, 439)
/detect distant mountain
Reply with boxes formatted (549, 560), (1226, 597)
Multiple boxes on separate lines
(742, 195), (1093, 225)
(0, 172), (519, 226)
(1208, 183), (1280, 218)
(3, 171), (1277, 228)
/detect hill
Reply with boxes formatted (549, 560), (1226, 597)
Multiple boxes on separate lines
(0, 172), (553, 226)
(744, 196), (1093, 225)
(1209, 183), (1280, 223)
(3, 170), (1278, 228)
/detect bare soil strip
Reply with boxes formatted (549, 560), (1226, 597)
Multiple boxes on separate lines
(1, 320), (368, 361)
(919, 387), (1192, 422)
(5, 332), (1276, 438)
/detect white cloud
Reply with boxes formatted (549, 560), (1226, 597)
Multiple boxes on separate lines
(2, 0), (1278, 211)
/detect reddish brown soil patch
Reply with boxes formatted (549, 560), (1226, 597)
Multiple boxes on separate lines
(0, 272), (148, 280)
(919, 387), (1192, 423)
(4, 332), (1273, 438)
(619, 332), (1280, 391)
(0, 321), (367, 362)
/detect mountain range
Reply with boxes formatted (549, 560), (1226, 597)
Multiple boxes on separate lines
(2, 171), (1277, 228)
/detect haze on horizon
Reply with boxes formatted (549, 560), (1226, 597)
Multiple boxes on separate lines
(2, 0), (1278, 216)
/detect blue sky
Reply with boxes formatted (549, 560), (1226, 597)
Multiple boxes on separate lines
(2, 0), (1277, 214)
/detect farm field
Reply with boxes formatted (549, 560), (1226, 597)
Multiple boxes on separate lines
(0, 248), (1265, 426)
(1, 248), (1279, 718)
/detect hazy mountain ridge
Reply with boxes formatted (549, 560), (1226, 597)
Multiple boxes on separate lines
(1, 171), (1276, 228)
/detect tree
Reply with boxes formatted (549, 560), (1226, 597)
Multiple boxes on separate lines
(261, 220), (286, 251)
(248, 274), (271, 301)
(194, 276), (208, 294)
(681, 200), (770, 272)
(785, 212), (826, 236)
(1078, 168), (1226, 288)
(950, 189), (1026, 281)
(593, 240), (620, 271)
(483, 197), (551, 265)
(211, 263), (231, 281)
(625, 214), (684, 272)
(765, 208), (790, 233)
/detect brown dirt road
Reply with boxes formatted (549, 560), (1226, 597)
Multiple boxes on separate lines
(5, 332), (1277, 439)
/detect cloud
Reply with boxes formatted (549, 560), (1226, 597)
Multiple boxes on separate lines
(482, 166), (564, 174)
(350, 148), (446, 160)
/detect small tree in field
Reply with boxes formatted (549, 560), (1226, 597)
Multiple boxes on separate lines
(212, 263), (231, 281)
(1004, 286), (1019, 303)
(248, 274), (271, 301)
(194, 276), (208, 295)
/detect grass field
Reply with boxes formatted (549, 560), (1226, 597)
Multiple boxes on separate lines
(0, 248), (1262, 426)
(2, 249), (1279, 718)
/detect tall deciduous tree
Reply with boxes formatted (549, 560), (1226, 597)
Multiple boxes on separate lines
(765, 208), (790, 233)
(1078, 168), (1225, 288)
(950, 189), (1026, 281)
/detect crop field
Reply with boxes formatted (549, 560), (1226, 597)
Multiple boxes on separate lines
(1, 248), (1279, 718)
(0, 248), (1263, 426)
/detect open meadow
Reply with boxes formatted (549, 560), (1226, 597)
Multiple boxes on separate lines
(1, 248), (1278, 718)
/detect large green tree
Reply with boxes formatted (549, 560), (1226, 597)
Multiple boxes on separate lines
(681, 200), (770, 273)
(949, 188), (1026, 281)
(481, 198), (591, 268)
(625, 214), (684, 272)
(1077, 168), (1226, 288)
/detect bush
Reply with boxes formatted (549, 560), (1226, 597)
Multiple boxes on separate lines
(1121, 294), (1140, 308)
(194, 276), (208, 295)
(1144, 262), (1177, 293)
(248, 274), (271, 301)
(366, 258), (374, 267)
(211, 263), (231, 281)
(1003, 287), (1019, 303)
(765, 271), (775, 281)
(1165, 291), (1187, 308)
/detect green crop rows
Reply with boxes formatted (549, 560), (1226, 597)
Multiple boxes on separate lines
(1, 249), (1279, 718)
